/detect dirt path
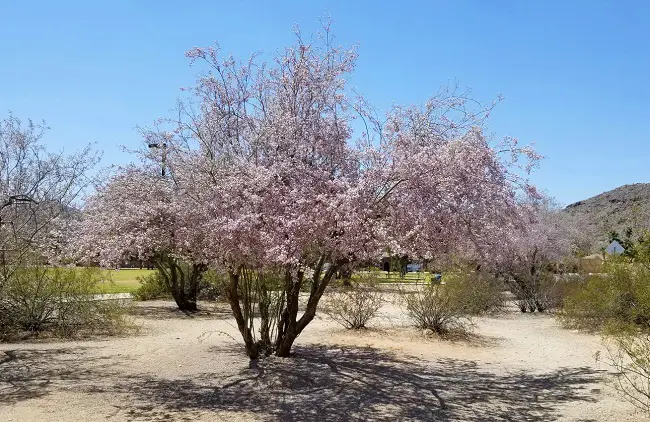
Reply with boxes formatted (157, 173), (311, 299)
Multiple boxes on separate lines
(0, 299), (647, 421)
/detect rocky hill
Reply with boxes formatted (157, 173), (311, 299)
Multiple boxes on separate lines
(564, 183), (650, 244)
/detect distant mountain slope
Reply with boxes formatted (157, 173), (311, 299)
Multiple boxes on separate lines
(564, 183), (650, 243)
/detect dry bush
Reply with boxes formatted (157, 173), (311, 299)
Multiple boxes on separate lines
(508, 270), (573, 313)
(403, 283), (472, 335)
(402, 271), (504, 335)
(539, 275), (578, 311)
(0, 265), (130, 341)
(324, 280), (383, 329)
(598, 331), (650, 414)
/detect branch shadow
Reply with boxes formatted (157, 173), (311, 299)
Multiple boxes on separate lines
(0, 347), (123, 405)
(0, 342), (607, 421)
(115, 344), (605, 421)
(128, 301), (233, 320)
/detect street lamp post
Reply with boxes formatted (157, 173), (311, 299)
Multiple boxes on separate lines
(148, 142), (167, 177)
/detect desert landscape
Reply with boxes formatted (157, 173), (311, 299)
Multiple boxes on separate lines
(1, 296), (646, 422)
(3, 3), (650, 421)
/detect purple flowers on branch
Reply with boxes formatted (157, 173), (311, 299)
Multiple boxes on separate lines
(74, 24), (541, 358)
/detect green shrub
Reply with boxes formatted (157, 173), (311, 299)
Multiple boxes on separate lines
(197, 269), (226, 301)
(442, 271), (506, 315)
(324, 279), (383, 329)
(573, 236), (650, 415)
(560, 260), (650, 331)
(0, 265), (130, 341)
(132, 271), (169, 301)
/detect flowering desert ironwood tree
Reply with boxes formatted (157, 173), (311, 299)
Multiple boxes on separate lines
(78, 25), (540, 359)
(495, 199), (589, 312)
(76, 168), (211, 311)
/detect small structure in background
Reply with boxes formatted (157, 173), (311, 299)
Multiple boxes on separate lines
(605, 240), (625, 255)
(406, 263), (422, 272)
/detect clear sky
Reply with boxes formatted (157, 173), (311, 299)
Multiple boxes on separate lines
(1, 1), (648, 205)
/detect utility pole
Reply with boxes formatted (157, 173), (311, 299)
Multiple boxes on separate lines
(148, 142), (167, 177)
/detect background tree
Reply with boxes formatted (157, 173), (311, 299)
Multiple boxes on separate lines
(0, 114), (113, 338)
(496, 199), (587, 312)
(74, 168), (209, 311)
(0, 114), (99, 287)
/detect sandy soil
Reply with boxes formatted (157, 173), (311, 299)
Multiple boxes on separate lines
(1, 296), (648, 422)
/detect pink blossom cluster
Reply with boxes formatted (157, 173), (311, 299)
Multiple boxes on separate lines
(75, 30), (541, 273)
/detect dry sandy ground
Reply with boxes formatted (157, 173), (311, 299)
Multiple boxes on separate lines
(1, 297), (649, 422)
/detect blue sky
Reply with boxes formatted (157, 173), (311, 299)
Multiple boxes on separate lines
(1, 0), (648, 205)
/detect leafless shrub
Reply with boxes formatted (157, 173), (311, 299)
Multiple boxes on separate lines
(509, 271), (571, 313)
(403, 284), (473, 336)
(598, 331), (650, 414)
(324, 281), (383, 329)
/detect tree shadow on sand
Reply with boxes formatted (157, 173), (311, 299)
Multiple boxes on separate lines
(1, 343), (608, 421)
(0, 347), (124, 405)
(128, 301), (233, 320)
(115, 345), (605, 422)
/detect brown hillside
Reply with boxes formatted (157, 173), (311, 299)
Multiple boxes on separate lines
(564, 183), (650, 243)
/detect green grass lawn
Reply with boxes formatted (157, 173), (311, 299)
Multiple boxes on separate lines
(354, 270), (435, 283)
(90, 267), (430, 293)
(95, 268), (156, 294)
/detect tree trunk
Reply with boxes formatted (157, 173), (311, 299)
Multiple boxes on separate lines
(173, 294), (198, 312)
(275, 334), (295, 357)
(275, 259), (341, 357)
(274, 267), (302, 357)
(155, 257), (205, 312)
(225, 270), (260, 360)
(184, 263), (206, 311)
(223, 258), (343, 360)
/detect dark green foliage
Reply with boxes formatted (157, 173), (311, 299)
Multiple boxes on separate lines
(608, 228), (637, 258)
(133, 271), (169, 301)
